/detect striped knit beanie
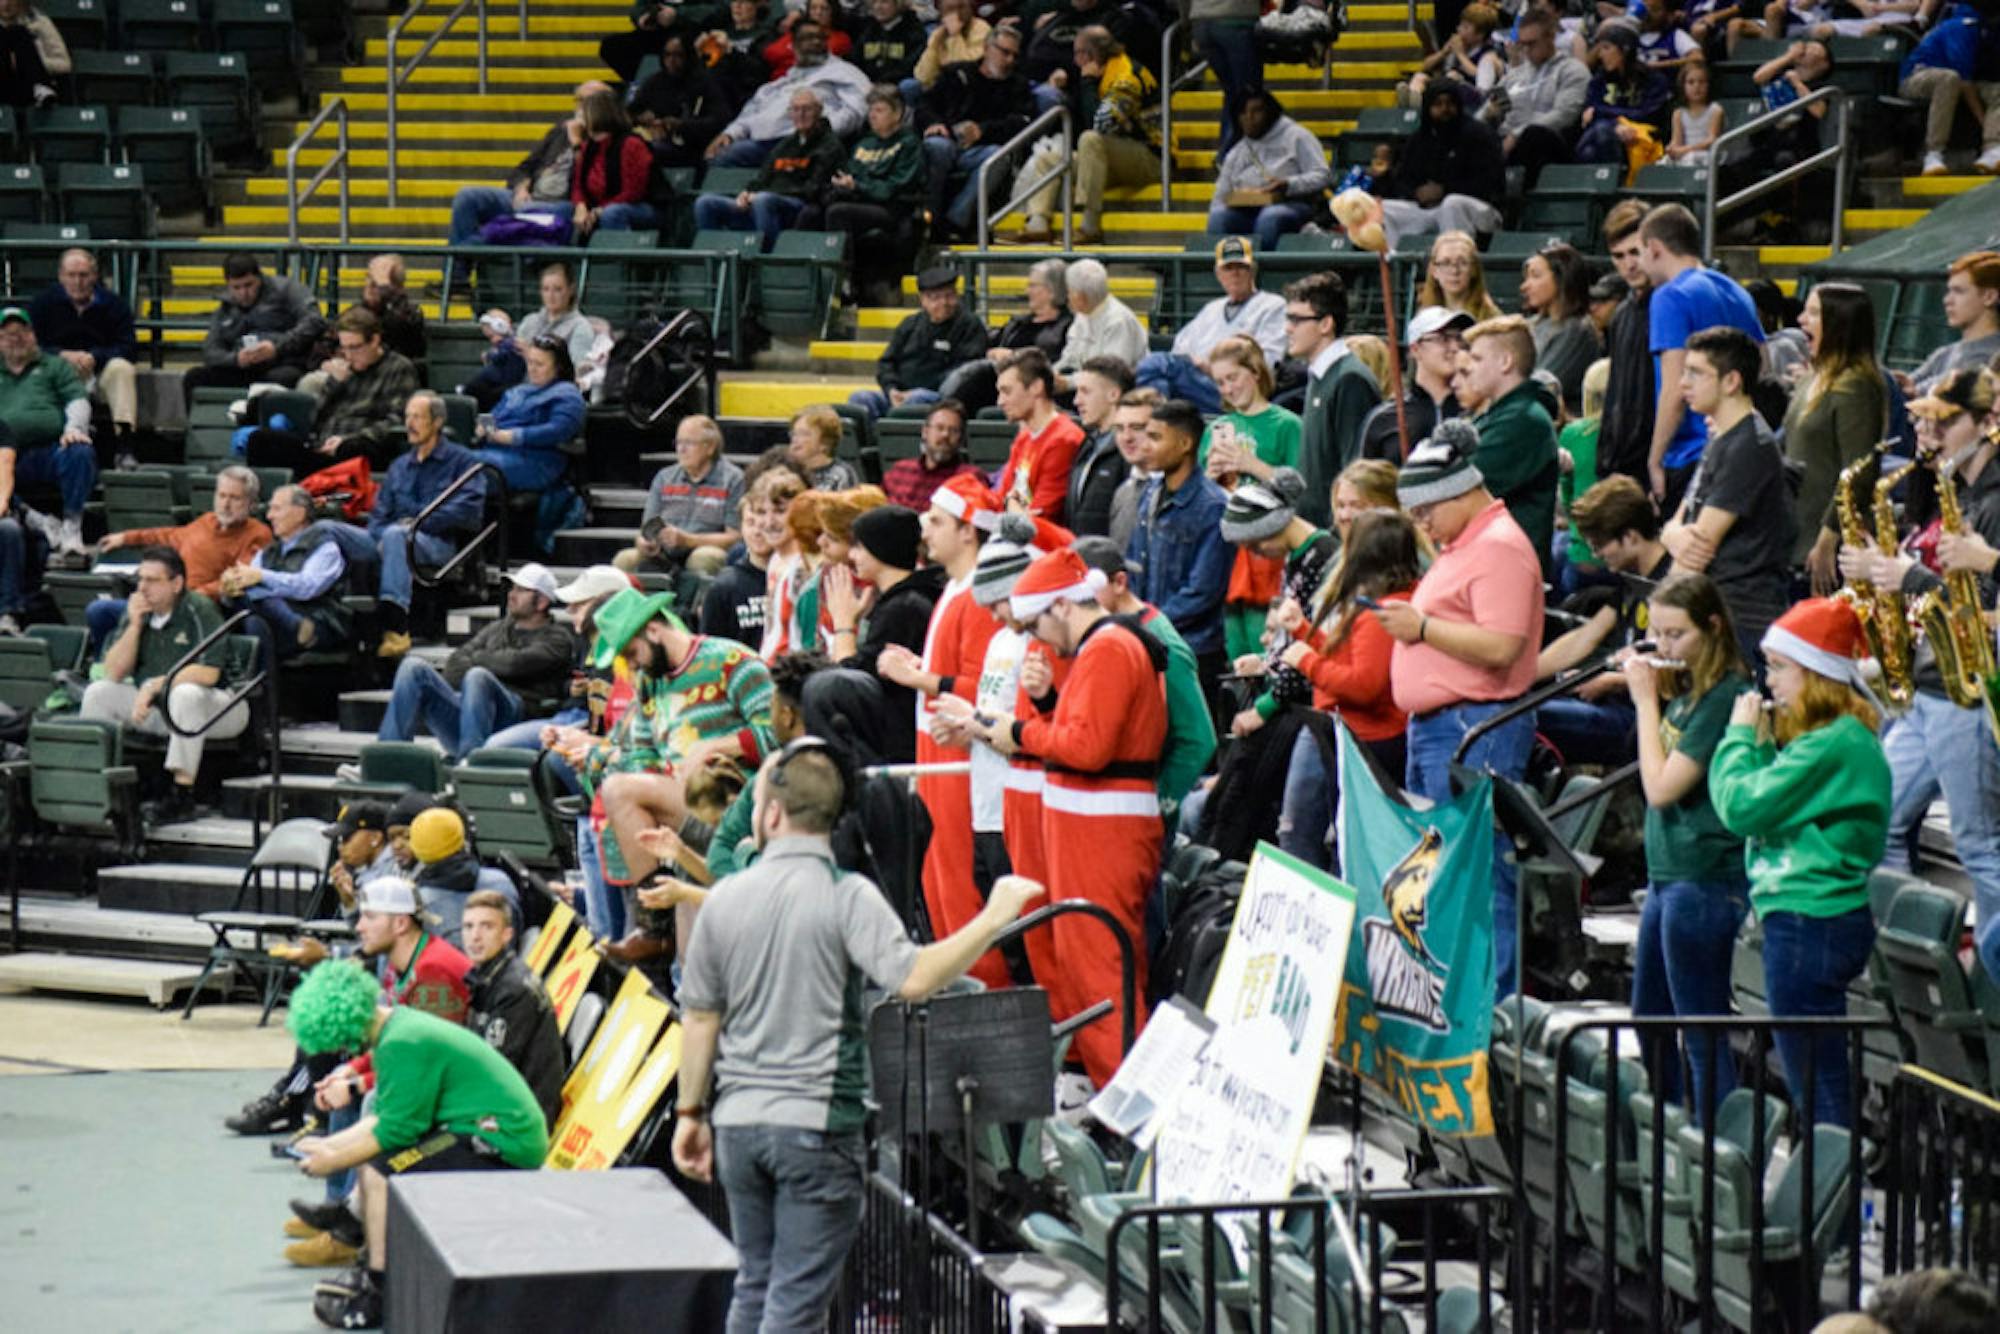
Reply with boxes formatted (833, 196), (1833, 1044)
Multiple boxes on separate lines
(1396, 419), (1484, 508)
(1220, 468), (1307, 544)
(971, 514), (1037, 606)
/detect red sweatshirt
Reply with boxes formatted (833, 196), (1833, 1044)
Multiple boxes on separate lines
(572, 133), (653, 208)
(998, 414), (1085, 524)
(1290, 589), (1410, 743)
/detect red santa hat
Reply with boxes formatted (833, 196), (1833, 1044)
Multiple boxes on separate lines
(1009, 547), (1106, 621)
(930, 474), (999, 525)
(1761, 597), (1883, 712)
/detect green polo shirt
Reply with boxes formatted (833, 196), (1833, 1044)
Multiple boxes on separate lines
(0, 351), (86, 450)
(106, 591), (227, 683)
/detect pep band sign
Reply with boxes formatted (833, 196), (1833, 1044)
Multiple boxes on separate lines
(1152, 843), (1358, 1206)
(1331, 726), (1497, 1138)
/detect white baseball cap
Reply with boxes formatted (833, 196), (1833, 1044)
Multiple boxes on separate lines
(1405, 306), (1475, 346)
(556, 564), (632, 605)
(356, 876), (422, 916)
(505, 562), (561, 603)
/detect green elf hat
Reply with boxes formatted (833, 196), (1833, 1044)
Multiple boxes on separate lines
(590, 588), (682, 670)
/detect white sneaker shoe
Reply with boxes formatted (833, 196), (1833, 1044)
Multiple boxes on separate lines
(1922, 151), (1949, 177)
(1977, 146), (2000, 175)
(1053, 1071), (1096, 1125)
(21, 508), (61, 550)
(57, 516), (84, 556)
(0, 614), (20, 637)
(334, 763), (362, 784)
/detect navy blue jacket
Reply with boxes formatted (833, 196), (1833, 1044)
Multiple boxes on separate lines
(368, 438), (489, 541)
(29, 282), (138, 370)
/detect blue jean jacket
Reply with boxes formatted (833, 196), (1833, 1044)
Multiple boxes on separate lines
(1127, 470), (1231, 656)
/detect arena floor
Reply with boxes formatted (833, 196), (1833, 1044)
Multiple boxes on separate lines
(0, 990), (316, 1333)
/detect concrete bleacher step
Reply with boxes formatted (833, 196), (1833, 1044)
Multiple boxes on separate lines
(551, 527), (641, 566)
(444, 604), (501, 643)
(143, 815), (258, 868)
(97, 862), (248, 916)
(221, 771), (355, 825)
(0, 951), (224, 1008)
(11, 894), (218, 962)
(280, 725), (444, 768)
(339, 689), (393, 735)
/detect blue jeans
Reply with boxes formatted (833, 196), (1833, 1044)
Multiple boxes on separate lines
(324, 1100), (360, 1201)
(379, 659), (523, 761)
(240, 593), (309, 654)
(375, 524), (454, 610)
(577, 816), (623, 940)
(488, 706), (585, 794)
(1207, 201), (1315, 250)
(692, 190), (807, 251)
(1134, 352), (1223, 416)
(1536, 695), (1637, 768)
(1277, 726), (1335, 871)
(596, 201), (658, 231)
(1196, 20), (1262, 154)
(921, 137), (1003, 233)
(714, 1123), (866, 1334)
(1405, 698), (1536, 998)
(14, 442), (99, 517)
(1630, 877), (1750, 1123)
(468, 445), (567, 493)
(846, 386), (940, 422)
(1760, 906), (1876, 1129)
(712, 136), (779, 167)
(1883, 690), (2000, 982)
(84, 593), (124, 652)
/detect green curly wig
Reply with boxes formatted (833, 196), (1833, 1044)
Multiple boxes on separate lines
(287, 960), (382, 1055)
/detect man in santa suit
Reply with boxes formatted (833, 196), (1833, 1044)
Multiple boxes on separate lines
(946, 548), (1168, 1088)
(879, 473), (1005, 986)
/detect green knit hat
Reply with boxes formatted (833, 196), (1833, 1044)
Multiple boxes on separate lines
(286, 960), (382, 1055)
(1396, 419), (1485, 509)
(970, 514), (1038, 607)
(589, 588), (681, 669)
(1220, 468), (1307, 544)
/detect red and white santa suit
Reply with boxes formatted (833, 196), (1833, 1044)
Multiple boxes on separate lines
(1009, 549), (1168, 1088)
(915, 476), (1005, 987)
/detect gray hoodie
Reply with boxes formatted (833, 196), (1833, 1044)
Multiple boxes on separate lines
(1493, 51), (1590, 139)
(1210, 114), (1332, 203)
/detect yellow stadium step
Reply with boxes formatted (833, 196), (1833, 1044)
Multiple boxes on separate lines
(362, 38), (603, 59)
(901, 273), (1158, 298)
(1757, 244), (1833, 266)
(1103, 182), (1213, 204)
(808, 340), (881, 363)
(336, 64), (606, 86)
(245, 178), (485, 200)
(846, 305), (1150, 335)
(1902, 174), (1996, 198)
(173, 263), (450, 287)
(1347, 2), (1421, 18)
(1170, 89), (1393, 111)
(290, 121), (552, 144)
(330, 92), (575, 113)
(194, 235), (449, 247)
(1844, 207), (1929, 231)
(947, 242), (1169, 255)
(1169, 117), (1356, 142)
(223, 204), (453, 228)
(718, 378), (872, 417)
(294, 147), (524, 170)
(155, 295), (477, 320)
(1203, 60), (1415, 83)
(393, 15), (621, 34)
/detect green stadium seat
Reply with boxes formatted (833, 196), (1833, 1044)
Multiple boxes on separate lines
(101, 469), (192, 532)
(58, 162), (154, 240)
(455, 748), (568, 868)
(1874, 881), (1985, 1088)
(1884, 280), (1948, 371)
(1714, 40), (1789, 99)
(0, 626), (83, 713)
(213, 0), (306, 97)
(0, 163), (47, 227)
(966, 418), (1015, 469)
(584, 228), (662, 328)
(1519, 162), (1621, 237)
(163, 52), (259, 157)
(760, 230), (846, 337)
(30, 105), (112, 172)
(875, 416), (924, 466)
(425, 323), (489, 394)
(2, 222), (85, 297)
(117, 106), (209, 215)
(70, 50), (158, 107)
(664, 231), (758, 354)
(332, 740), (449, 805)
(0, 106), (13, 161)
(1630, 163), (1712, 213)
(27, 718), (140, 847)
(696, 166), (759, 197)
(41, 0), (109, 51)
(118, 0), (207, 53)
(1828, 34), (1911, 98)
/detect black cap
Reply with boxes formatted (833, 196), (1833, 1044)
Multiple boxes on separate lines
(1588, 272), (1629, 303)
(327, 800), (388, 839)
(386, 790), (436, 831)
(916, 262), (959, 293)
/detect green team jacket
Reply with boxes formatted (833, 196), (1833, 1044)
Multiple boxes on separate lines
(1710, 713), (1890, 921)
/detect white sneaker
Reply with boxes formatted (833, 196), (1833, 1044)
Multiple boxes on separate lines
(21, 508), (61, 550)
(1053, 1071), (1096, 1125)
(1922, 151), (1949, 177)
(1977, 146), (2000, 175)
(57, 516), (84, 556)
(334, 763), (362, 784)
(0, 614), (20, 637)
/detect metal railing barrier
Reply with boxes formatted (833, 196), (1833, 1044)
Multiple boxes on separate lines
(284, 97), (349, 244)
(1701, 86), (1850, 264)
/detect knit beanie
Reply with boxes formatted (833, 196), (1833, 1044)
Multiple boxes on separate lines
(409, 807), (466, 864)
(1396, 419), (1485, 508)
(971, 515), (1038, 606)
(1220, 468), (1307, 544)
(852, 504), (922, 571)
(1761, 597), (1883, 716)
(1010, 548), (1105, 621)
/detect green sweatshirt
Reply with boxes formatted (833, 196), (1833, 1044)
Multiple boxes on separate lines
(843, 127), (926, 206)
(369, 1007), (550, 1168)
(1141, 605), (1218, 815)
(1471, 379), (1560, 583)
(1710, 714), (1890, 921)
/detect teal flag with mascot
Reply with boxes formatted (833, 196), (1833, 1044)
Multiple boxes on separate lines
(1330, 725), (1495, 1137)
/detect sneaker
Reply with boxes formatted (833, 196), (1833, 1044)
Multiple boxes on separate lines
(1922, 151), (1949, 176)
(286, 1230), (361, 1267)
(1977, 146), (2000, 175)
(0, 614), (19, 637)
(292, 1197), (365, 1248)
(21, 508), (61, 550)
(375, 630), (412, 659)
(1053, 1071), (1096, 1125)
(284, 1216), (320, 1240)
(115, 451), (141, 472)
(312, 1268), (383, 1329)
(225, 1089), (304, 1136)
(334, 763), (362, 784)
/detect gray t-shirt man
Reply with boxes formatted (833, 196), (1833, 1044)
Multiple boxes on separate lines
(677, 834), (919, 1132)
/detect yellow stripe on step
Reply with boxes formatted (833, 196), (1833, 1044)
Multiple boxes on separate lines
(718, 380), (873, 417)
(224, 205), (454, 227)
(244, 178), (486, 200)
(1171, 89), (1393, 111)
(336, 65), (610, 85)
(292, 148), (524, 169)
(289, 121), (554, 143)
(332, 92), (576, 112)
(362, 38), (602, 58)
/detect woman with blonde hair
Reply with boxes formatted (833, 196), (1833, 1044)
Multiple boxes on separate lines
(787, 405), (863, 491)
(1416, 231), (1503, 322)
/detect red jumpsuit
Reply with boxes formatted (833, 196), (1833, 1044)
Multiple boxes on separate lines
(1017, 617), (1167, 1088)
(915, 572), (1005, 987)
(1004, 642), (1068, 995)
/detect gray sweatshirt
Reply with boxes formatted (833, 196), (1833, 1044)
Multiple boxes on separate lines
(1210, 115), (1332, 204)
(1494, 52), (1590, 139)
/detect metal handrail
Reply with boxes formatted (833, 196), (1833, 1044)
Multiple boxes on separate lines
(162, 610), (268, 741)
(974, 103), (1073, 303)
(386, 0), (493, 205)
(621, 308), (719, 429)
(1701, 85), (1849, 263)
(408, 462), (500, 589)
(1158, 21), (1209, 215)
(284, 97), (349, 245)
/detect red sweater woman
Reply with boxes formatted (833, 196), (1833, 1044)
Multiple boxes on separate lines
(570, 88), (658, 236)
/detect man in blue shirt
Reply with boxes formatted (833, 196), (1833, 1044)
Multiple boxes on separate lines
(1638, 203), (1763, 514)
(370, 391), (488, 658)
(1898, 5), (2000, 178)
(1125, 397), (1232, 719)
(220, 483), (350, 656)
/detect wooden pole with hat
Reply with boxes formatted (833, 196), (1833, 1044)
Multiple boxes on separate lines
(1330, 188), (1410, 458)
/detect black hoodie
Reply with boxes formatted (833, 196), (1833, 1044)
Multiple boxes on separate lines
(1385, 93), (1504, 206)
(467, 949), (567, 1129)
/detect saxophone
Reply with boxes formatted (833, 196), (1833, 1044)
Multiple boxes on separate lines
(1833, 444), (1887, 679)
(1870, 452), (1921, 710)
(1912, 426), (2000, 720)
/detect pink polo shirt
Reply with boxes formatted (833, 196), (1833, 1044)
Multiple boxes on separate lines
(1391, 499), (1544, 717)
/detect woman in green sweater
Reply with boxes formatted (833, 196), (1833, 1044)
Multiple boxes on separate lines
(1200, 334), (1303, 658)
(815, 84), (927, 305)
(1624, 574), (1752, 1125)
(1710, 596), (1891, 1129)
